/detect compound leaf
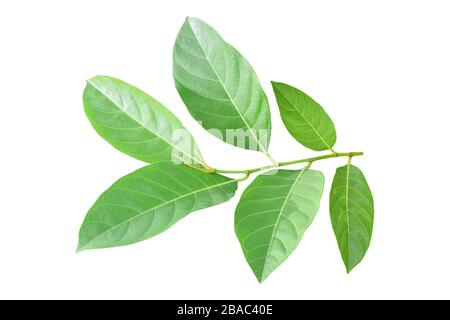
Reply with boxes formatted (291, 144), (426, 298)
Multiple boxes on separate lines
(173, 17), (272, 154)
(330, 164), (374, 272)
(235, 168), (324, 282)
(78, 162), (237, 251)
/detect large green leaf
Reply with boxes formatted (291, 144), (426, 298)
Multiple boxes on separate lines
(78, 162), (237, 251)
(330, 164), (374, 272)
(271, 81), (336, 151)
(173, 17), (272, 154)
(84, 75), (204, 165)
(235, 168), (325, 282)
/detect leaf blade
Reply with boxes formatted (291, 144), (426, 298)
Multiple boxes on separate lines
(173, 17), (272, 154)
(271, 81), (336, 151)
(84, 75), (203, 165)
(329, 164), (374, 272)
(78, 162), (237, 251)
(235, 169), (325, 282)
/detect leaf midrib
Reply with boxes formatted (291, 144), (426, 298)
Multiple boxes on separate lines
(260, 169), (306, 280)
(87, 80), (203, 164)
(78, 178), (235, 251)
(345, 164), (351, 271)
(185, 19), (269, 155)
(275, 86), (332, 150)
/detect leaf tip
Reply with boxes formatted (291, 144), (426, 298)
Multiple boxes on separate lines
(270, 81), (284, 95)
(185, 16), (199, 26)
(254, 269), (270, 284)
(345, 257), (363, 274)
(85, 78), (94, 89)
(85, 75), (103, 88)
(76, 239), (89, 253)
(86, 75), (99, 83)
(255, 274), (265, 284)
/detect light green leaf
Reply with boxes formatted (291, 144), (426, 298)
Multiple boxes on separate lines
(173, 17), (272, 154)
(271, 81), (336, 151)
(235, 168), (325, 282)
(330, 164), (374, 273)
(84, 75), (204, 165)
(78, 162), (237, 251)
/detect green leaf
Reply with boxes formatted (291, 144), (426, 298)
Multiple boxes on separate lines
(271, 81), (337, 151)
(235, 168), (325, 282)
(173, 17), (272, 154)
(84, 75), (204, 165)
(329, 164), (374, 273)
(78, 162), (237, 251)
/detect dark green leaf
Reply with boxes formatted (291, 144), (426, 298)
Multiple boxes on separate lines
(78, 162), (237, 251)
(235, 168), (324, 282)
(271, 81), (336, 151)
(330, 164), (374, 272)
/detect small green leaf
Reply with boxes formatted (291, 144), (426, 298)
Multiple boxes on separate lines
(78, 162), (237, 251)
(271, 81), (336, 151)
(330, 164), (374, 273)
(235, 169), (325, 282)
(84, 75), (204, 165)
(173, 17), (272, 154)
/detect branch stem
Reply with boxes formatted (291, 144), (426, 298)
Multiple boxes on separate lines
(214, 152), (363, 175)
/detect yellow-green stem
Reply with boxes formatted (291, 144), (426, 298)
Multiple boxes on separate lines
(215, 152), (363, 175)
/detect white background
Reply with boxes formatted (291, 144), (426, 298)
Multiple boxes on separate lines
(1, 0), (449, 300)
